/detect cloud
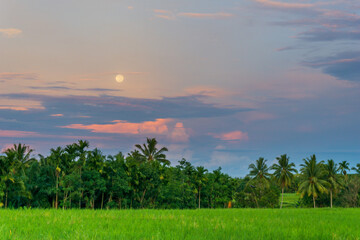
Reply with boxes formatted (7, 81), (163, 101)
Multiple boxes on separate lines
(0, 93), (243, 122)
(170, 122), (189, 142)
(62, 118), (191, 142)
(30, 86), (120, 92)
(62, 118), (172, 135)
(185, 86), (230, 97)
(0, 106), (29, 111)
(298, 28), (360, 41)
(178, 12), (234, 19)
(0, 130), (38, 138)
(154, 9), (234, 20)
(50, 114), (64, 117)
(304, 51), (360, 81)
(0, 72), (37, 81)
(0, 98), (44, 111)
(213, 130), (249, 141)
(0, 28), (22, 38)
(254, 0), (360, 43)
(253, 0), (315, 9)
(275, 46), (297, 52)
(154, 9), (176, 20)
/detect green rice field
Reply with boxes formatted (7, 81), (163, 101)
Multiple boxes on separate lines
(1, 208), (360, 240)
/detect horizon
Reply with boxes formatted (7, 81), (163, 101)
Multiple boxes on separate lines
(1, 0), (360, 177)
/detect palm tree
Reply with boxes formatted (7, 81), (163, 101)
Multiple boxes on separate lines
(135, 138), (170, 164)
(247, 158), (271, 208)
(4, 143), (34, 174)
(298, 155), (328, 208)
(87, 148), (107, 209)
(352, 164), (360, 175)
(49, 147), (64, 209)
(194, 166), (208, 209)
(324, 159), (342, 208)
(74, 140), (89, 208)
(248, 157), (270, 184)
(271, 154), (297, 208)
(0, 153), (17, 208)
(339, 161), (350, 176)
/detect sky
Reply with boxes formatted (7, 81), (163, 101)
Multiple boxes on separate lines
(1, 0), (360, 176)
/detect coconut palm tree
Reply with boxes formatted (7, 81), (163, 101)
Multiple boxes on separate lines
(339, 161), (350, 176)
(49, 147), (64, 209)
(324, 159), (342, 208)
(248, 157), (270, 184)
(298, 155), (328, 208)
(194, 166), (208, 209)
(135, 138), (170, 165)
(74, 140), (89, 208)
(4, 143), (34, 174)
(271, 154), (297, 208)
(0, 153), (17, 208)
(352, 163), (360, 175)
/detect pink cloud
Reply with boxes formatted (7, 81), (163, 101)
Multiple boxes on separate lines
(50, 114), (64, 117)
(62, 119), (190, 142)
(0, 130), (38, 138)
(170, 122), (189, 142)
(213, 131), (249, 141)
(0, 28), (22, 38)
(62, 118), (172, 135)
(154, 9), (176, 20)
(254, 0), (314, 9)
(0, 106), (29, 111)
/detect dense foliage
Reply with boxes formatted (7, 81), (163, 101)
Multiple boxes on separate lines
(0, 139), (359, 209)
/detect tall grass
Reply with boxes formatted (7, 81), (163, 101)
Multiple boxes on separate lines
(1, 208), (359, 239)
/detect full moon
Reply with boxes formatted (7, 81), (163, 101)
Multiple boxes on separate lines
(115, 74), (124, 83)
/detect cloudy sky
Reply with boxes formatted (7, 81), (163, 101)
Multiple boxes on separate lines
(1, 0), (360, 176)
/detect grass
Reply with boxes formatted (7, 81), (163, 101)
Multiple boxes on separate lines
(1, 208), (360, 239)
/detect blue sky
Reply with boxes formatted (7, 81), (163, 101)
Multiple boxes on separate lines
(1, 0), (360, 176)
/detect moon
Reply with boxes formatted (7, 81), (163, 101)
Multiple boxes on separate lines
(115, 74), (124, 83)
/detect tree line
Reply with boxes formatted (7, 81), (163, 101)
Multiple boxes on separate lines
(0, 138), (359, 209)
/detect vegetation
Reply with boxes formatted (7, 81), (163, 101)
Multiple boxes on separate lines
(0, 138), (359, 209)
(1, 208), (360, 239)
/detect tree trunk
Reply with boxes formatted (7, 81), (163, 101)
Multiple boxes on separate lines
(79, 167), (82, 209)
(140, 189), (147, 208)
(69, 190), (72, 208)
(101, 192), (104, 210)
(107, 193), (112, 210)
(313, 195), (316, 208)
(198, 187), (201, 209)
(55, 174), (59, 209)
(280, 187), (284, 209)
(330, 190), (333, 208)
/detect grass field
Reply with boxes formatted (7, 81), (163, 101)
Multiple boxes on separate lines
(1, 208), (360, 240)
